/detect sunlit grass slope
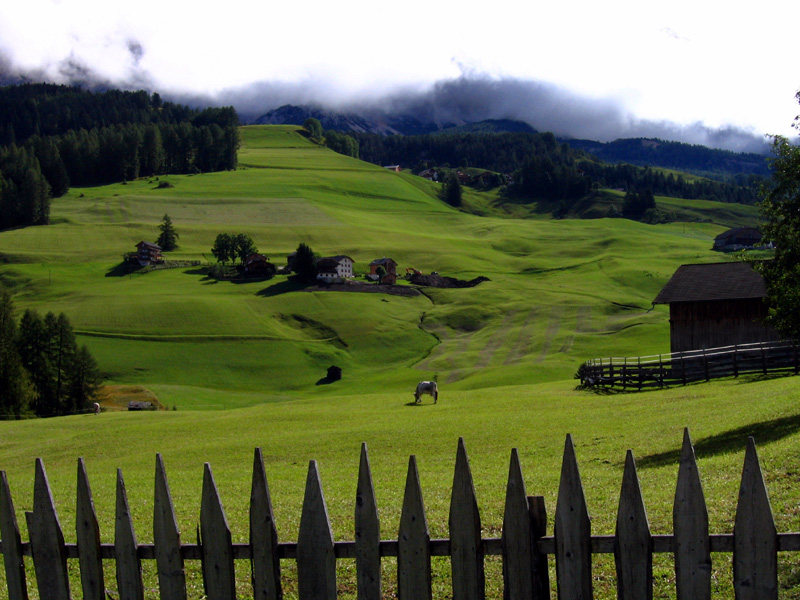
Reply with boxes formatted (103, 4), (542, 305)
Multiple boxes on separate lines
(0, 125), (747, 408)
(2, 374), (800, 598)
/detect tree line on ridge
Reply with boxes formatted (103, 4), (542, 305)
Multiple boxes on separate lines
(0, 84), (240, 231)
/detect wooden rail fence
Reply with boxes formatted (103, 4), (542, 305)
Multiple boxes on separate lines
(0, 432), (793, 599)
(580, 339), (800, 390)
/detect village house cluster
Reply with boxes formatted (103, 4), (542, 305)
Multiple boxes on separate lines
(134, 239), (430, 285)
(287, 253), (407, 284)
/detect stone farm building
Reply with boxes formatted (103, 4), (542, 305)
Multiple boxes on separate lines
(135, 241), (163, 266)
(653, 261), (780, 353)
(316, 255), (354, 283)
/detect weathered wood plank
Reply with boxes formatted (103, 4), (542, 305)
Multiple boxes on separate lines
(297, 460), (336, 600)
(200, 462), (237, 600)
(528, 495), (550, 599)
(398, 455), (432, 600)
(501, 448), (537, 600)
(673, 428), (711, 600)
(115, 469), (144, 600)
(250, 447), (282, 600)
(449, 437), (485, 600)
(153, 453), (187, 600)
(733, 437), (777, 600)
(76, 458), (105, 600)
(615, 450), (652, 600)
(26, 458), (70, 600)
(0, 470), (29, 600)
(355, 442), (380, 600)
(554, 434), (592, 600)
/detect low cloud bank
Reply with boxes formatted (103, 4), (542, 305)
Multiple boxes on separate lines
(0, 52), (770, 153)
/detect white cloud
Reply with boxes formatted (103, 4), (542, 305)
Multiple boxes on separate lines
(0, 0), (798, 137)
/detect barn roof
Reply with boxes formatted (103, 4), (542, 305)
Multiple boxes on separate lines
(714, 226), (761, 242)
(370, 257), (397, 266)
(136, 240), (161, 250)
(653, 262), (767, 304)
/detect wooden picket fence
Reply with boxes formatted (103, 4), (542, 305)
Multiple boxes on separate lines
(0, 432), (791, 599)
(579, 339), (800, 390)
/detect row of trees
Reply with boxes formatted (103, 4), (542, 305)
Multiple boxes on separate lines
(351, 129), (761, 207)
(0, 291), (102, 418)
(303, 118), (359, 158)
(210, 233), (258, 266)
(0, 85), (240, 231)
(0, 144), (52, 229)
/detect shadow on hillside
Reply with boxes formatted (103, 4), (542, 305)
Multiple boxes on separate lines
(106, 262), (136, 277)
(256, 278), (312, 297)
(405, 401), (434, 407)
(637, 413), (800, 469)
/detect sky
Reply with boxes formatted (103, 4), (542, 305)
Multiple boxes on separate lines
(0, 0), (798, 150)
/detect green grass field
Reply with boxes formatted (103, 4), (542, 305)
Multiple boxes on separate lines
(1, 125), (795, 598)
(0, 126), (742, 408)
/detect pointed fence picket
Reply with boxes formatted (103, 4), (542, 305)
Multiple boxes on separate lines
(0, 431), (796, 600)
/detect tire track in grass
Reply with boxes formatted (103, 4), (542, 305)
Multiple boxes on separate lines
(475, 310), (516, 368)
(446, 332), (475, 384)
(575, 305), (593, 333)
(504, 307), (539, 365)
(536, 305), (564, 363)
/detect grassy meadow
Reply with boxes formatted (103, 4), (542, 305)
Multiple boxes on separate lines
(1, 125), (799, 598)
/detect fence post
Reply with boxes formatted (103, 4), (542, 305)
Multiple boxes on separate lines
(153, 454), (187, 600)
(297, 460), (337, 600)
(250, 448), (282, 600)
(200, 463), (237, 600)
(355, 443), (381, 600)
(554, 434), (592, 600)
(673, 429), (710, 600)
(637, 357), (643, 391)
(733, 437), (777, 600)
(0, 471), (28, 600)
(449, 438), (485, 600)
(502, 449), (544, 600)
(76, 458), (105, 600)
(115, 469), (145, 600)
(702, 350), (709, 381)
(398, 455), (431, 600)
(26, 458), (71, 600)
(615, 450), (652, 600)
(528, 496), (550, 599)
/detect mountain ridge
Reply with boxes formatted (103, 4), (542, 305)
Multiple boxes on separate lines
(254, 104), (770, 178)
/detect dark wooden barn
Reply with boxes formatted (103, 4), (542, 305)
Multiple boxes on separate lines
(653, 262), (781, 353)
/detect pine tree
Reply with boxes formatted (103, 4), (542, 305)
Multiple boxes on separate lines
(440, 172), (463, 207)
(157, 213), (179, 251)
(66, 345), (102, 412)
(293, 243), (317, 282)
(0, 291), (32, 416)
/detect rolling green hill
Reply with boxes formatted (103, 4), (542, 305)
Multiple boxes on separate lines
(0, 125), (756, 409)
(2, 126), (799, 599)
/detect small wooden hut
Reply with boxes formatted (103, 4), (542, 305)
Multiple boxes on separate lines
(653, 262), (780, 353)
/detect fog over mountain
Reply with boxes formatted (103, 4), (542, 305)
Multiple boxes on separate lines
(0, 50), (772, 154)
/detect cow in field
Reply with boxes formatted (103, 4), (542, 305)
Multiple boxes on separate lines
(414, 381), (438, 404)
(92, 402), (101, 414)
